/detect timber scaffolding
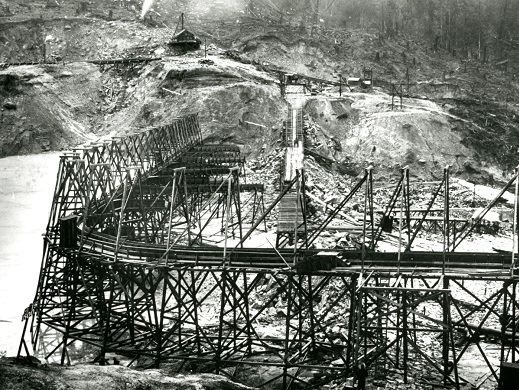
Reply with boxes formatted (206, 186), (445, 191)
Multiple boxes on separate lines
(17, 112), (519, 389)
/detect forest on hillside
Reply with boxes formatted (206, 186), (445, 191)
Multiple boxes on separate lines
(247, 0), (519, 69)
(133, 0), (519, 66)
(2, 0), (518, 73)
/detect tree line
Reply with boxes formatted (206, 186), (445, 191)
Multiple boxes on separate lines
(258, 0), (519, 68)
(329, 0), (519, 65)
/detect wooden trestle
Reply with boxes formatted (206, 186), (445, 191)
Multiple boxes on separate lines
(17, 113), (519, 389)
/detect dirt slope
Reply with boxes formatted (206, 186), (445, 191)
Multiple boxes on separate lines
(0, 63), (99, 155)
(1, 1), (518, 183)
(0, 55), (286, 158)
(224, 22), (519, 182)
(304, 91), (506, 182)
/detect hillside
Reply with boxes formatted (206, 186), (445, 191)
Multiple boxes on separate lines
(0, 0), (518, 183)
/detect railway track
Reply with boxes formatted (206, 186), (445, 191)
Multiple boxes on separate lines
(79, 231), (513, 272)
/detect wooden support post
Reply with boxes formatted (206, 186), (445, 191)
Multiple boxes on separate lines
(223, 171), (234, 263)
(402, 289), (408, 383)
(368, 169), (375, 250)
(362, 167), (373, 270)
(182, 169), (192, 246)
(136, 169), (150, 243)
(177, 269), (182, 346)
(190, 269), (201, 354)
(500, 280), (509, 388)
(17, 313), (31, 360)
(283, 274), (293, 389)
(376, 277), (384, 373)
(308, 275), (316, 351)
(216, 269), (226, 374)
(397, 168), (407, 273)
(511, 166), (519, 276)
(442, 276), (450, 384)
(396, 289), (401, 368)
(61, 257), (77, 365)
(165, 172), (178, 265)
(234, 170), (244, 247)
(447, 291), (460, 390)
(346, 274), (357, 370)
(129, 275), (136, 344)
(443, 166), (450, 274)
(410, 278), (418, 343)
(156, 267), (168, 366)
(79, 170), (94, 250)
(232, 271), (237, 352)
(115, 171), (131, 262)
(513, 280), (517, 363)
(297, 274), (303, 356)
(362, 170), (368, 268)
(293, 169), (300, 258)
(363, 288), (368, 362)
(300, 169), (309, 250)
(354, 285), (362, 366)
(242, 271), (252, 355)
(405, 167), (411, 244)
(100, 267), (115, 365)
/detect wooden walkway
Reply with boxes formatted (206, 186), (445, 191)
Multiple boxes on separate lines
(277, 105), (305, 244)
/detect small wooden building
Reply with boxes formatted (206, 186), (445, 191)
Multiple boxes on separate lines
(169, 29), (201, 50)
(168, 13), (201, 51)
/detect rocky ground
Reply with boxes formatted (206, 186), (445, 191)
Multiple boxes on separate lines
(0, 357), (254, 390)
(0, 52), (286, 157)
(0, 0), (518, 183)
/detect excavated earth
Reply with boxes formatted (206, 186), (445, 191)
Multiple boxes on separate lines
(1, 51), (515, 184)
(1, 6), (518, 182)
(0, 56), (285, 158)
